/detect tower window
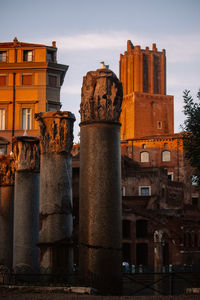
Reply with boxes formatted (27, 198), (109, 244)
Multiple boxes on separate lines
(162, 150), (171, 162)
(22, 108), (32, 130)
(0, 109), (5, 130)
(142, 144), (146, 149)
(0, 51), (7, 62)
(157, 121), (162, 129)
(23, 50), (33, 62)
(140, 151), (149, 162)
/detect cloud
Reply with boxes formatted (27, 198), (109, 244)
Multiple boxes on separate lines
(38, 31), (200, 66)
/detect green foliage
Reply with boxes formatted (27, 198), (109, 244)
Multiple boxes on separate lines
(182, 89), (200, 185)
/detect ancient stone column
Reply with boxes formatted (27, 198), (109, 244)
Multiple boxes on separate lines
(0, 156), (15, 269)
(154, 230), (164, 295)
(79, 65), (123, 294)
(13, 136), (40, 273)
(35, 111), (75, 274)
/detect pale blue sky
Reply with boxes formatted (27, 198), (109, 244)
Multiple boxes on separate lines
(1, 0), (200, 140)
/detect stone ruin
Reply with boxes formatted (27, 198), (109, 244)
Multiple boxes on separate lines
(0, 66), (123, 295)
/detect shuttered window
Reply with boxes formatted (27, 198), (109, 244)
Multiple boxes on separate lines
(22, 74), (32, 85)
(0, 75), (6, 86)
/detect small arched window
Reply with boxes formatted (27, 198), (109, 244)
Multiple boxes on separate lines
(140, 151), (149, 163)
(162, 150), (171, 162)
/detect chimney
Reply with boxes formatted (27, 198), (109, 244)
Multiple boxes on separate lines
(52, 41), (56, 48)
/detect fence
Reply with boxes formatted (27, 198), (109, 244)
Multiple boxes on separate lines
(0, 265), (200, 296)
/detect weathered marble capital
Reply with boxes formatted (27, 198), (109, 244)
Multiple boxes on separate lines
(13, 137), (40, 172)
(80, 68), (123, 123)
(0, 156), (15, 186)
(35, 111), (75, 154)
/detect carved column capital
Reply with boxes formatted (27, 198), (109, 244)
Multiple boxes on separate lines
(35, 111), (75, 154)
(80, 68), (123, 123)
(13, 137), (40, 172)
(0, 156), (15, 185)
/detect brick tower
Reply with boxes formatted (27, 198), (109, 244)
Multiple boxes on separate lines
(119, 40), (174, 140)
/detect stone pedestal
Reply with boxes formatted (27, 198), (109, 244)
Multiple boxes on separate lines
(0, 156), (15, 269)
(79, 67), (123, 294)
(35, 111), (75, 274)
(13, 137), (40, 273)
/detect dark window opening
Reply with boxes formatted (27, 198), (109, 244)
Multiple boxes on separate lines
(136, 243), (148, 265)
(136, 220), (148, 238)
(122, 243), (131, 264)
(162, 243), (169, 266)
(153, 55), (160, 94)
(123, 220), (131, 239)
(192, 197), (198, 207)
(143, 54), (148, 92)
(23, 50), (33, 62)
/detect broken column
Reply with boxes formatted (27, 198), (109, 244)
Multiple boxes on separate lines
(0, 156), (15, 269)
(13, 137), (40, 273)
(35, 111), (75, 274)
(79, 65), (123, 294)
(154, 230), (164, 295)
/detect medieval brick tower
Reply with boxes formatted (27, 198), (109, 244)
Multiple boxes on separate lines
(120, 40), (174, 140)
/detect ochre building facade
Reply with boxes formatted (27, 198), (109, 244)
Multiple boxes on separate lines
(0, 38), (68, 154)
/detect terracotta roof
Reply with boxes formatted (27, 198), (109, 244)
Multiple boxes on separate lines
(0, 42), (45, 48)
(0, 38), (50, 48)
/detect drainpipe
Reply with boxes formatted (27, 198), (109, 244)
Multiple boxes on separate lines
(12, 72), (16, 150)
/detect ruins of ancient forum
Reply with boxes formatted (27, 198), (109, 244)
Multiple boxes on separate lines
(0, 38), (200, 295)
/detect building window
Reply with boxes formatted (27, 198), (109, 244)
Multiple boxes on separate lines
(47, 50), (56, 62)
(168, 172), (173, 181)
(136, 243), (148, 265)
(123, 220), (131, 239)
(121, 186), (126, 196)
(192, 175), (198, 186)
(0, 75), (6, 86)
(0, 51), (7, 62)
(142, 144), (146, 149)
(22, 74), (32, 85)
(0, 109), (5, 130)
(136, 220), (148, 238)
(139, 186), (151, 196)
(140, 151), (149, 162)
(157, 121), (162, 129)
(192, 197), (198, 207)
(23, 50), (33, 62)
(162, 150), (171, 162)
(164, 143), (168, 148)
(0, 144), (7, 155)
(22, 108), (32, 130)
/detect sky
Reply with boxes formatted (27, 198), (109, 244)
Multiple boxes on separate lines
(1, 0), (200, 141)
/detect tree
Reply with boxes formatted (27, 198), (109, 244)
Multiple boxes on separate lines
(182, 89), (200, 185)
